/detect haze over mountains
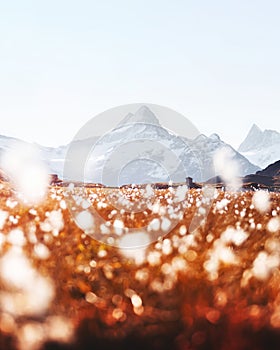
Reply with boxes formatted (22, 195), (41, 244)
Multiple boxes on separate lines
(0, 106), (279, 186)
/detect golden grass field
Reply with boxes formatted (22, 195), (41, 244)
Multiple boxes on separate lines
(0, 180), (280, 350)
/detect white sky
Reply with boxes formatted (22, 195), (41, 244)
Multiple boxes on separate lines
(0, 0), (279, 148)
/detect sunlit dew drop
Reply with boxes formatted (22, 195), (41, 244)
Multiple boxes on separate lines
(6, 199), (18, 209)
(9, 215), (18, 224)
(0, 248), (34, 290)
(46, 316), (74, 344)
(172, 256), (188, 270)
(161, 262), (172, 275)
(7, 228), (26, 247)
(216, 198), (230, 210)
(0, 210), (8, 229)
(131, 294), (142, 308)
(34, 243), (50, 260)
(60, 199), (67, 210)
(109, 210), (117, 218)
(113, 219), (124, 235)
(221, 227), (249, 246)
(75, 210), (94, 231)
(179, 225), (187, 236)
(161, 217), (171, 232)
(252, 251), (280, 280)
(85, 292), (98, 304)
(17, 322), (45, 350)
(98, 249), (107, 258)
(267, 217), (280, 233)
(0, 248), (54, 316)
(252, 190), (271, 213)
(147, 251), (161, 266)
(206, 233), (214, 243)
(29, 208), (37, 216)
(213, 147), (242, 190)
(0, 142), (49, 204)
(112, 308), (124, 320)
(151, 202), (160, 214)
(162, 239), (172, 255)
(265, 238), (280, 253)
(217, 245), (237, 265)
(135, 268), (149, 283)
(148, 218), (160, 231)
(118, 231), (150, 265)
(40, 210), (64, 237)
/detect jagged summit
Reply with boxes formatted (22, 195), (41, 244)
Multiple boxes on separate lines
(194, 134), (207, 142)
(118, 105), (160, 126)
(239, 124), (280, 153)
(238, 124), (280, 168)
(251, 123), (262, 133)
(238, 124), (262, 153)
(209, 133), (221, 141)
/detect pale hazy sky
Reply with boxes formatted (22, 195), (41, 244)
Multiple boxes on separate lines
(0, 0), (279, 148)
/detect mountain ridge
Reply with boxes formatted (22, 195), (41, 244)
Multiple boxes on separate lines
(0, 107), (276, 185)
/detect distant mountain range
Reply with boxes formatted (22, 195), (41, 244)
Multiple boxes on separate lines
(238, 124), (280, 169)
(0, 106), (279, 186)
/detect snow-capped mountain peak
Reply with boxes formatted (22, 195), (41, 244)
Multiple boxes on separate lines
(119, 105), (160, 126)
(238, 124), (280, 168)
(209, 133), (221, 141)
(238, 124), (263, 152)
(0, 109), (266, 185)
